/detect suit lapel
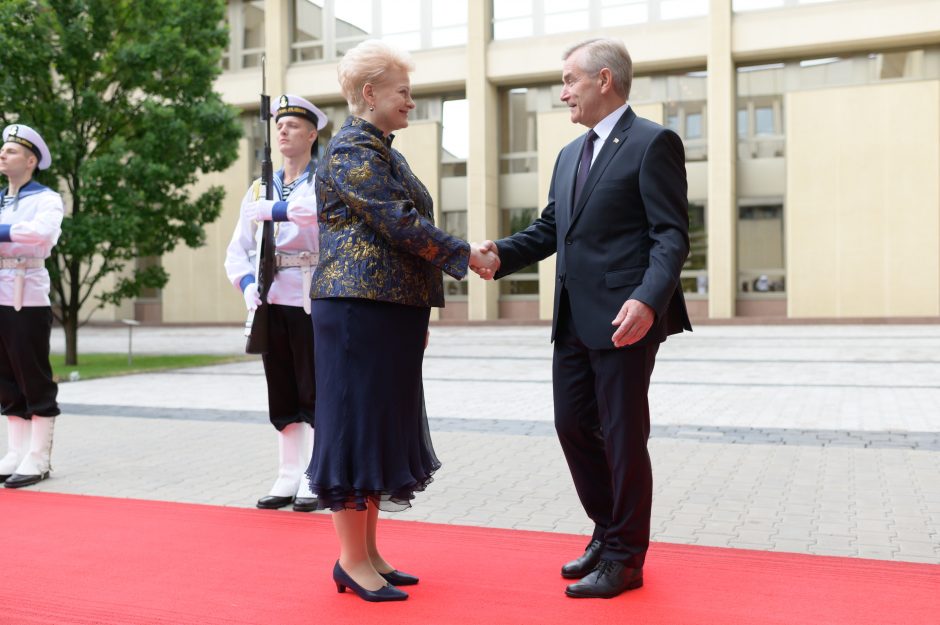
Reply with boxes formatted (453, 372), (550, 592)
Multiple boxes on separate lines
(569, 107), (636, 230)
(557, 142), (579, 238)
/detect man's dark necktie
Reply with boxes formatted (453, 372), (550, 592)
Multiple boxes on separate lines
(573, 129), (598, 212)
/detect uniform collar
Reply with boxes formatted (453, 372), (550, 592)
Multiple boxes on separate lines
(0, 179), (48, 201)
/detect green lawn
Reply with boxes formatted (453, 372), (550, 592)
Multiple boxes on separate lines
(50, 353), (253, 382)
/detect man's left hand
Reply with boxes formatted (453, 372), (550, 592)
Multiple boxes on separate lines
(611, 299), (655, 348)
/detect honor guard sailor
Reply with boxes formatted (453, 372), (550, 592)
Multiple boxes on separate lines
(0, 123), (64, 489)
(224, 95), (325, 511)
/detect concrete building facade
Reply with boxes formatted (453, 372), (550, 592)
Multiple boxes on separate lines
(101, 0), (940, 324)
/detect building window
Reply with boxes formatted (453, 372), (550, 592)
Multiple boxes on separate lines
(381, 0), (422, 51)
(681, 202), (707, 296)
(493, 0), (707, 40)
(499, 208), (539, 297)
(291, 0), (325, 62)
(493, 0), (534, 40)
(544, 0), (590, 35)
(498, 87), (563, 174)
(737, 203), (785, 295)
(334, 0), (374, 56)
(243, 112), (265, 184)
(431, 0), (468, 47)
(734, 0), (844, 12)
(442, 211), (468, 298)
(737, 96), (784, 159)
(287, 0), (466, 63)
(241, 0), (265, 69)
(224, 0), (265, 71)
(664, 98), (706, 160)
(602, 0), (649, 25)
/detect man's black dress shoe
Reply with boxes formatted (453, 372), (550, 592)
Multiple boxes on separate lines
(3, 471), (49, 489)
(561, 539), (603, 579)
(333, 561), (408, 602)
(256, 495), (294, 509)
(380, 569), (419, 586)
(292, 497), (319, 512)
(565, 559), (643, 599)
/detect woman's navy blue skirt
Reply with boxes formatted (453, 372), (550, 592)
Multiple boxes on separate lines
(306, 297), (440, 512)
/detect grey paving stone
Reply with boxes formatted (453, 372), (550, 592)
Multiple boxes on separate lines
(6, 322), (936, 567)
(891, 541), (940, 557)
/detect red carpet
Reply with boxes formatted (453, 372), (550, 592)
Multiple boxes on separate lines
(0, 491), (936, 625)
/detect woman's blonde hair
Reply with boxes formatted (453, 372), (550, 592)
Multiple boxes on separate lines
(338, 39), (415, 115)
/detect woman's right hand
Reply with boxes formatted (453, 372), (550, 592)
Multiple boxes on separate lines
(469, 242), (500, 280)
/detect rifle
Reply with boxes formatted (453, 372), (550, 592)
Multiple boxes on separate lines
(244, 54), (277, 355)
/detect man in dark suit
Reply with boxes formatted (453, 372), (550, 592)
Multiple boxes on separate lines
(482, 38), (691, 599)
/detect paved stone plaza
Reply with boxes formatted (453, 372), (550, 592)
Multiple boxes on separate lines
(10, 323), (939, 565)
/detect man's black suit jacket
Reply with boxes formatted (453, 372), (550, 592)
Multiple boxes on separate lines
(495, 106), (692, 350)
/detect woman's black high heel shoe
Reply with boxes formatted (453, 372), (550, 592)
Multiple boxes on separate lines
(380, 569), (419, 586)
(333, 561), (408, 602)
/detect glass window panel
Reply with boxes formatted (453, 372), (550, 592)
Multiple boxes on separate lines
(493, 17), (533, 40)
(686, 113), (702, 139)
(382, 0), (421, 34)
(500, 89), (537, 155)
(444, 278), (469, 297)
(681, 202), (707, 295)
(383, 32), (422, 51)
(499, 279), (539, 296)
(601, 5), (648, 25)
(335, 0), (373, 36)
(878, 51), (912, 79)
(442, 99), (468, 161)
(431, 25), (467, 47)
(660, 0), (708, 20)
(545, 11), (589, 34)
(499, 209), (539, 295)
(293, 46), (324, 62)
(243, 1), (265, 48)
(737, 204), (785, 294)
(241, 0), (265, 68)
(293, 0), (323, 42)
(733, 0), (783, 10)
(666, 114), (679, 132)
(432, 0), (467, 27)
(494, 0), (533, 20)
(545, 0), (589, 12)
(754, 107), (774, 134)
(737, 109), (747, 137)
(443, 211), (467, 241)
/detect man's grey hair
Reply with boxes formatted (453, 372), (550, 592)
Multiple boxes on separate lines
(563, 38), (633, 100)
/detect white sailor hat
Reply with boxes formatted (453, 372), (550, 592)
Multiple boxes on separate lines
(2, 123), (52, 170)
(272, 94), (328, 130)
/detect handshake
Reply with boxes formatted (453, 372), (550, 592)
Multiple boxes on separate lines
(469, 241), (500, 280)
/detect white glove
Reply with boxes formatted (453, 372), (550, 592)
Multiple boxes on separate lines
(244, 199), (275, 222)
(243, 282), (262, 312)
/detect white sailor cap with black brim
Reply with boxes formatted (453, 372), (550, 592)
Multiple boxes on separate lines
(272, 94), (328, 131)
(2, 124), (52, 170)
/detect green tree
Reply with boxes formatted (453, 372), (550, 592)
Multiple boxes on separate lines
(0, 0), (241, 365)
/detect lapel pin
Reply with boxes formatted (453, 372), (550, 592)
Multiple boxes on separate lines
(613, 138), (620, 144)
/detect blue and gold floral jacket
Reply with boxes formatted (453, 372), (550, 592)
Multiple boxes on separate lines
(312, 116), (469, 307)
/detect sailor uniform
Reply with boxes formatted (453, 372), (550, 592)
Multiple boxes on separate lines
(0, 123), (62, 488)
(224, 159), (323, 511)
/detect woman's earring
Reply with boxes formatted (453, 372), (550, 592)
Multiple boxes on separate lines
(369, 104), (375, 111)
